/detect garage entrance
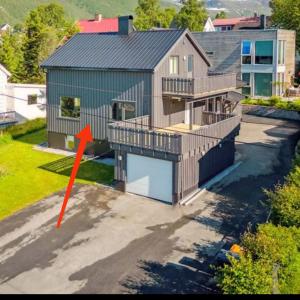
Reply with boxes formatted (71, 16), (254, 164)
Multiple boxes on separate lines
(126, 154), (173, 203)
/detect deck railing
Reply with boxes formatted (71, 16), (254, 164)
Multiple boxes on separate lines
(162, 73), (237, 96)
(108, 115), (182, 154)
(109, 112), (241, 156)
(202, 111), (233, 125)
(0, 111), (17, 125)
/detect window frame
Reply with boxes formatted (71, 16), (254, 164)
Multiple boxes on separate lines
(59, 96), (81, 119)
(28, 94), (38, 105)
(169, 55), (179, 76)
(254, 40), (274, 65)
(187, 55), (194, 74)
(112, 101), (136, 121)
(278, 40), (286, 65)
(241, 40), (252, 65)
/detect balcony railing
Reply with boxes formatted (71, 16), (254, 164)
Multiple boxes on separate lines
(162, 73), (237, 96)
(0, 111), (17, 127)
(108, 112), (241, 156)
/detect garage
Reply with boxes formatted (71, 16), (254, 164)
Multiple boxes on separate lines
(126, 154), (173, 204)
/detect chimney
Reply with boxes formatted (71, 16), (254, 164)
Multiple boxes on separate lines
(260, 14), (267, 29)
(95, 13), (102, 22)
(118, 15), (134, 35)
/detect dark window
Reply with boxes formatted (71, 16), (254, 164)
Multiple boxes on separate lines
(112, 102), (135, 121)
(60, 96), (80, 119)
(28, 94), (37, 105)
(205, 51), (214, 56)
(242, 56), (252, 65)
(255, 41), (273, 65)
(188, 55), (193, 73)
(254, 73), (273, 97)
(242, 73), (251, 96)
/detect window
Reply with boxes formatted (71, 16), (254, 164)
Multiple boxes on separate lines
(206, 51), (214, 56)
(254, 73), (273, 97)
(169, 56), (179, 75)
(60, 96), (80, 119)
(276, 73), (285, 96)
(255, 41), (273, 65)
(242, 41), (252, 64)
(242, 73), (251, 96)
(28, 94), (37, 105)
(188, 55), (193, 73)
(65, 135), (75, 151)
(278, 40), (285, 65)
(112, 102), (135, 121)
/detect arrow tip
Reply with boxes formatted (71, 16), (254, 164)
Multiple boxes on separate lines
(76, 124), (93, 142)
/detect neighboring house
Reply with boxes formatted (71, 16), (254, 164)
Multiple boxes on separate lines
(0, 24), (11, 35)
(41, 16), (242, 205)
(203, 17), (215, 32)
(213, 14), (271, 32)
(77, 13), (118, 33)
(193, 30), (296, 97)
(0, 64), (46, 125)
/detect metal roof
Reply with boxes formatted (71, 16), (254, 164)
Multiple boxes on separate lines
(41, 30), (186, 71)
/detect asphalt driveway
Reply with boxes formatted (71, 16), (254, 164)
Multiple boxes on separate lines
(0, 116), (299, 294)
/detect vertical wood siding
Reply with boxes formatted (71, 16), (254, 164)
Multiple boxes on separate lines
(47, 69), (152, 140)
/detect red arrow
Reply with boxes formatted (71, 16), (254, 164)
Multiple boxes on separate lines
(56, 124), (93, 228)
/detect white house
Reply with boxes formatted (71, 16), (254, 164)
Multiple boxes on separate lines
(203, 17), (216, 32)
(0, 64), (46, 123)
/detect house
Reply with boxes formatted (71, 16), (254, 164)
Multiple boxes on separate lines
(41, 16), (242, 205)
(193, 30), (296, 97)
(0, 24), (11, 35)
(0, 64), (46, 125)
(212, 14), (271, 32)
(77, 13), (118, 33)
(203, 17), (215, 32)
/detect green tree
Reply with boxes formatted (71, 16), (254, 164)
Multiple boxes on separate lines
(215, 11), (227, 19)
(134, 0), (176, 30)
(174, 0), (208, 31)
(270, 0), (300, 51)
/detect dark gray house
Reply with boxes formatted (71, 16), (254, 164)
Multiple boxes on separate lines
(41, 16), (242, 205)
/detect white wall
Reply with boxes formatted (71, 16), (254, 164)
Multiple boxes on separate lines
(0, 70), (9, 112)
(5, 84), (46, 122)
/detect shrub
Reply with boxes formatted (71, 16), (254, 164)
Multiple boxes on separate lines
(269, 96), (282, 106)
(0, 134), (12, 145)
(241, 97), (300, 111)
(216, 224), (300, 294)
(5, 118), (46, 139)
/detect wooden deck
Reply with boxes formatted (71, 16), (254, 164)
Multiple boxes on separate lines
(157, 123), (201, 134)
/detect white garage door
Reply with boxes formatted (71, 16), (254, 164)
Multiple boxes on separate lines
(126, 154), (173, 203)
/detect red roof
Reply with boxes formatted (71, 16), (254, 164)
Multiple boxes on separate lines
(213, 17), (260, 27)
(78, 17), (118, 33)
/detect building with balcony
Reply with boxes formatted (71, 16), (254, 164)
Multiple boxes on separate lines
(193, 29), (296, 97)
(41, 16), (243, 204)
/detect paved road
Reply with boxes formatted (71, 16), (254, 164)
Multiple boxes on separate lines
(0, 116), (299, 294)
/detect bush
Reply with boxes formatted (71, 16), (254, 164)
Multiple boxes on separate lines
(5, 118), (46, 139)
(216, 224), (300, 294)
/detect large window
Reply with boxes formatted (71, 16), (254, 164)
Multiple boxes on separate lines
(278, 40), (286, 65)
(242, 73), (251, 96)
(112, 102), (135, 121)
(255, 41), (273, 65)
(60, 96), (80, 119)
(254, 73), (273, 97)
(169, 56), (179, 75)
(242, 40), (252, 64)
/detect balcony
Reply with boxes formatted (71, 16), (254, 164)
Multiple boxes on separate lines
(108, 112), (241, 156)
(0, 111), (17, 128)
(162, 73), (237, 98)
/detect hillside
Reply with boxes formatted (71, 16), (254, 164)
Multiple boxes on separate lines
(0, 0), (271, 26)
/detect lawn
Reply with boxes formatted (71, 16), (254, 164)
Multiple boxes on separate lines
(0, 128), (114, 221)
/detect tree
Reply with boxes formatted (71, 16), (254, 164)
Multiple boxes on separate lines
(134, 0), (176, 30)
(174, 0), (208, 31)
(270, 0), (300, 51)
(215, 11), (227, 19)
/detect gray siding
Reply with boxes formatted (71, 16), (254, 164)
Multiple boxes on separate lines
(153, 34), (209, 128)
(47, 69), (152, 140)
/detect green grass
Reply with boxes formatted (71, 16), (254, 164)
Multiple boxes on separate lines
(242, 97), (300, 112)
(0, 128), (114, 221)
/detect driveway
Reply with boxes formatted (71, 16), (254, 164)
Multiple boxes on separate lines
(0, 116), (299, 294)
